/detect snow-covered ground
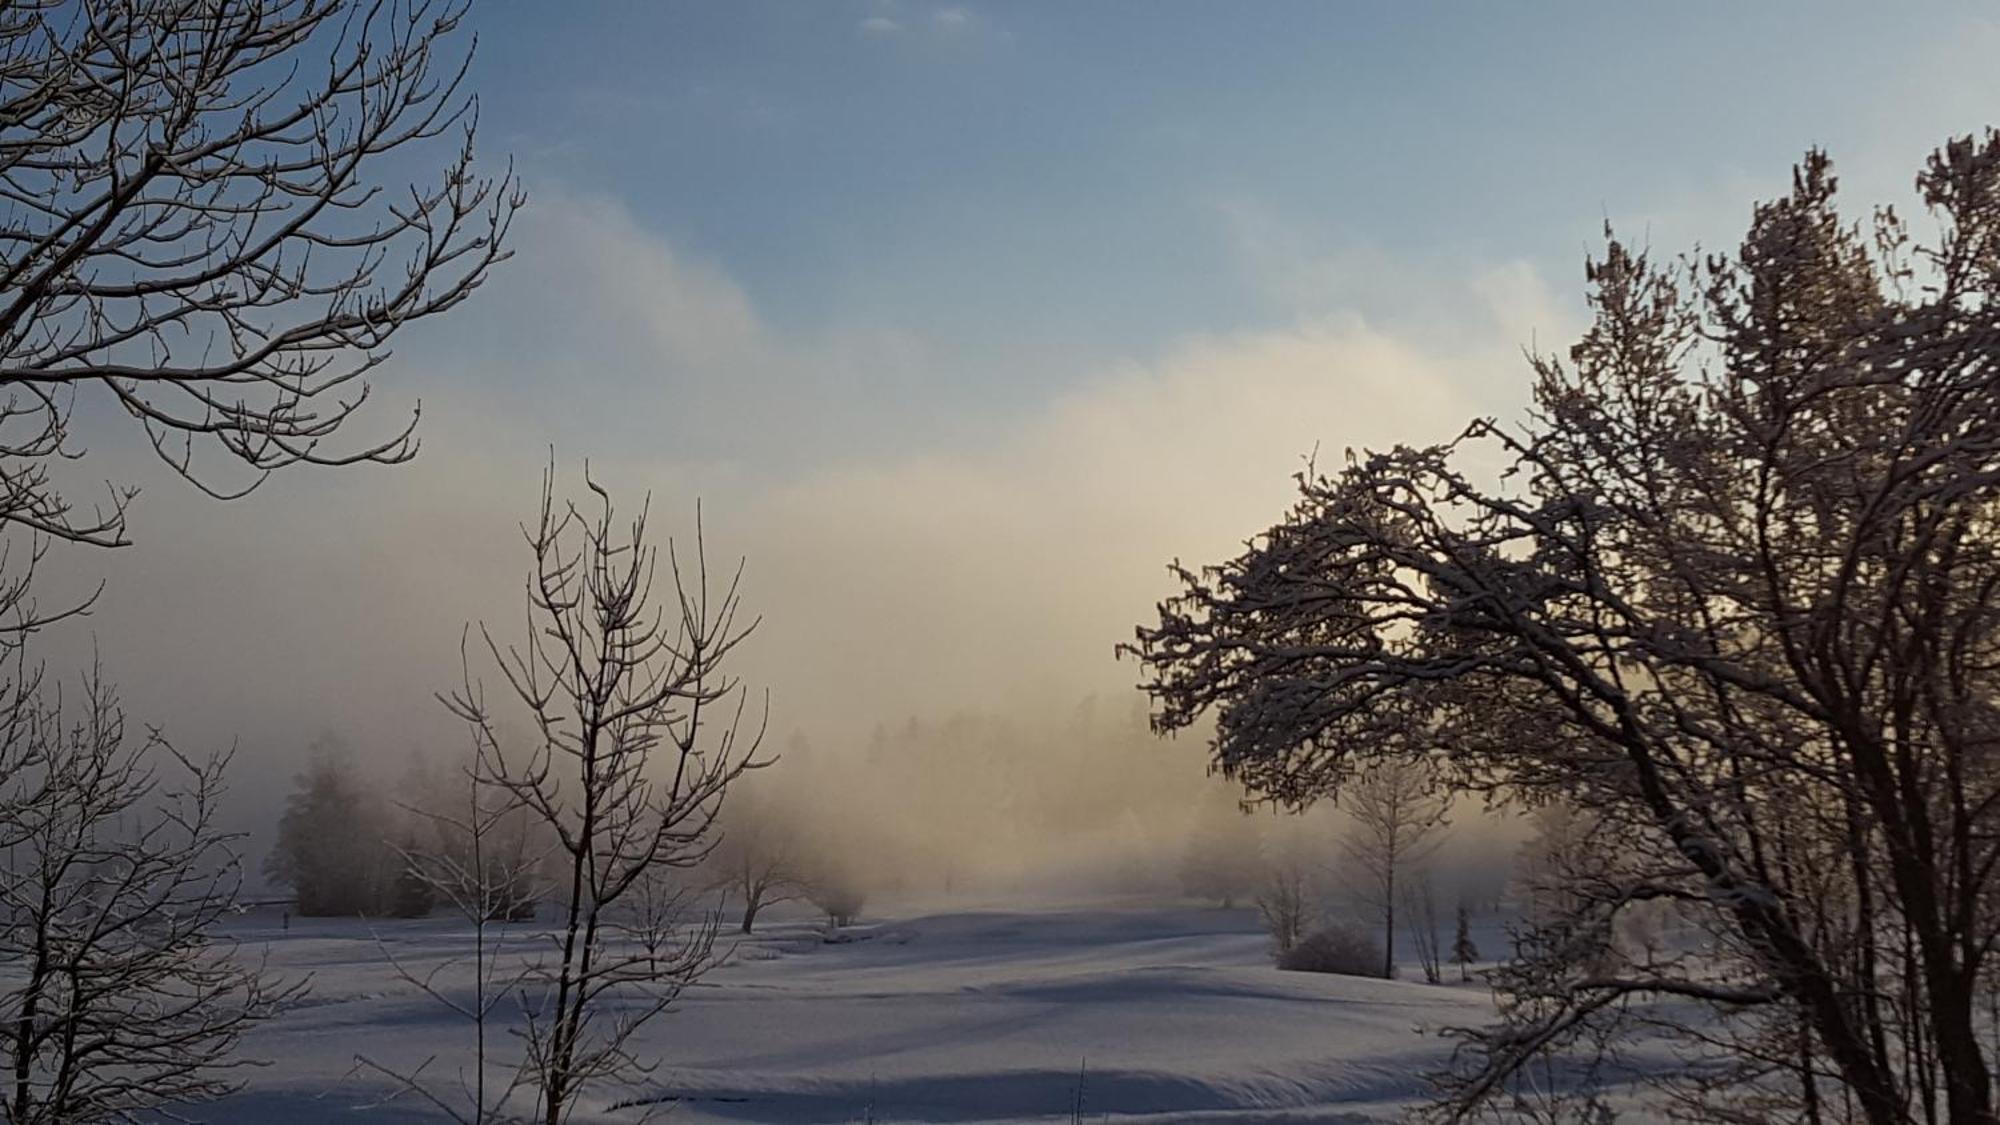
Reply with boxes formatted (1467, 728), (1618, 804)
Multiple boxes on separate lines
(197, 903), (1502, 1123)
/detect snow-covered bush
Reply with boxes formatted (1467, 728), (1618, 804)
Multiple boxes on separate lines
(810, 876), (867, 928)
(796, 843), (869, 928)
(1277, 922), (1385, 978)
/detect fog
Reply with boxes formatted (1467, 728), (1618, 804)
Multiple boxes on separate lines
(30, 191), (1558, 899)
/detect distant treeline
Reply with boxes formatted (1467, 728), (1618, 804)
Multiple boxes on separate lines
(263, 737), (538, 920)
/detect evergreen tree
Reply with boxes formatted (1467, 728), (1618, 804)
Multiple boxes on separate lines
(264, 739), (394, 916)
(1452, 900), (1480, 982)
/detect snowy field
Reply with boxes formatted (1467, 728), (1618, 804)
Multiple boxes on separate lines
(195, 903), (1505, 1124)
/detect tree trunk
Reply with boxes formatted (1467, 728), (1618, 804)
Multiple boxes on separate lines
(1929, 981), (1994, 1125)
(1382, 865), (1395, 980)
(13, 903), (51, 1122)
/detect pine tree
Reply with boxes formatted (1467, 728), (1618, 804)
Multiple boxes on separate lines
(264, 740), (394, 916)
(1452, 899), (1480, 982)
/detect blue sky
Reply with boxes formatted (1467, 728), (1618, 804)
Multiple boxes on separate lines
(53, 1), (2000, 797)
(462, 2), (1989, 386)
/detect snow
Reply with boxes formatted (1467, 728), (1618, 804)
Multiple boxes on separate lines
(194, 903), (1503, 1123)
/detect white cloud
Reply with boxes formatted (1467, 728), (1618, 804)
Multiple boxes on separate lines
(858, 4), (1003, 46)
(726, 302), (1548, 736)
(542, 194), (764, 372)
(412, 191), (943, 472)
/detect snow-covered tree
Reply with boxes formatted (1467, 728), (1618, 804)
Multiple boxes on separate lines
(1511, 801), (1599, 929)
(1126, 136), (2000, 1122)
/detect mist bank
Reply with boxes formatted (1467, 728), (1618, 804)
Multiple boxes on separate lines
(238, 688), (1525, 920)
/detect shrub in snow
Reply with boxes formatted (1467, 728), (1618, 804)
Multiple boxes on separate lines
(811, 879), (866, 928)
(1277, 922), (1386, 978)
(799, 848), (868, 928)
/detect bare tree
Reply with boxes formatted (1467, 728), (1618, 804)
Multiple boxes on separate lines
(1255, 853), (1312, 958)
(1337, 760), (1447, 980)
(1125, 135), (2000, 1122)
(1256, 828), (1320, 948)
(0, 0), (519, 549)
(0, 657), (295, 1124)
(1510, 802), (1598, 931)
(707, 789), (804, 935)
(0, 5), (516, 1115)
(440, 463), (766, 1124)
(355, 740), (545, 1125)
